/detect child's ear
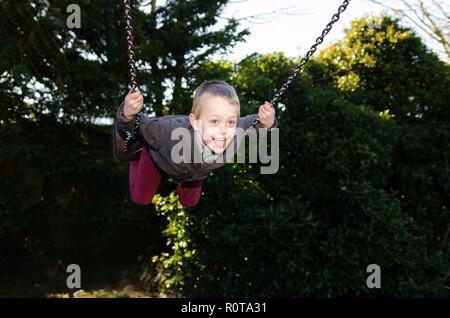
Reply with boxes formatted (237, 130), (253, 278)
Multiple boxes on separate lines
(189, 113), (199, 131)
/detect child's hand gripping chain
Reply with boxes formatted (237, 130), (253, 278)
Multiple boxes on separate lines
(115, 80), (278, 207)
(258, 102), (275, 129)
(123, 90), (144, 120)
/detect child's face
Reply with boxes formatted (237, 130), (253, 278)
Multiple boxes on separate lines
(190, 95), (238, 154)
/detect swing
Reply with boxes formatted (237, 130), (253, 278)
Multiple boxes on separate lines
(114, 0), (351, 206)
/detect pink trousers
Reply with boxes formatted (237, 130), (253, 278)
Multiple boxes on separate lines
(128, 116), (203, 207)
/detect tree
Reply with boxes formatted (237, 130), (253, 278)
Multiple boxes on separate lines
(0, 0), (248, 295)
(314, 15), (449, 292)
(367, 0), (449, 61)
(145, 15), (449, 297)
(316, 15), (449, 123)
(0, 0), (248, 123)
(139, 0), (249, 115)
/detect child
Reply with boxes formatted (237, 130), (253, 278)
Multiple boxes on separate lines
(114, 80), (277, 207)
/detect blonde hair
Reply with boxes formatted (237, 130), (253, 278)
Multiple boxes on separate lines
(191, 80), (240, 119)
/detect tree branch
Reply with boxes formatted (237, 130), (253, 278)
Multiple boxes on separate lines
(367, 0), (449, 60)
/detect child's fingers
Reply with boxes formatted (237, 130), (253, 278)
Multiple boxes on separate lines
(132, 94), (143, 101)
(128, 90), (142, 100)
(260, 106), (271, 115)
(265, 106), (275, 114)
(261, 103), (272, 111)
(264, 101), (274, 108)
(128, 94), (143, 108)
(259, 110), (269, 120)
(261, 107), (269, 115)
(127, 90), (135, 98)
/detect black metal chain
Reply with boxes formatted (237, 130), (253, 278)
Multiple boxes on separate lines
(123, 113), (141, 152)
(270, 0), (351, 105)
(121, 0), (351, 135)
(123, 0), (137, 91)
(122, 0), (140, 152)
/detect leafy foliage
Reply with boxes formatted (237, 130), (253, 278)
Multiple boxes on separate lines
(0, 2), (448, 297)
(0, 0), (248, 122)
(146, 16), (449, 297)
(0, 0), (246, 294)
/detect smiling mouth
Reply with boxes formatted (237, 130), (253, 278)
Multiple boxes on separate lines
(212, 137), (227, 149)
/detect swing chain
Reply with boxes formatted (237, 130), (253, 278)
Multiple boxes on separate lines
(270, 0), (351, 105)
(122, 0), (140, 152)
(122, 0), (350, 124)
(123, 113), (141, 152)
(123, 0), (137, 91)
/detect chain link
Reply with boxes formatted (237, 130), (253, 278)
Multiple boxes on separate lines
(123, 0), (137, 91)
(269, 0), (351, 105)
(122, 0), (350, 108)
(123, 112), (141, 152)
(122, 0), (140, 152)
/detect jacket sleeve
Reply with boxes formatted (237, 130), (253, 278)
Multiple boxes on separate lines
(115, 102), (170, 150)
(237, 113), (278, 132)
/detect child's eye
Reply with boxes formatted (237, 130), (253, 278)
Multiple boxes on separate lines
(210, 120), (218, 124)
(227, 121), (236, 125)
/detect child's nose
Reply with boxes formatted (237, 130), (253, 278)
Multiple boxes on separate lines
(219, 123), (227, 135)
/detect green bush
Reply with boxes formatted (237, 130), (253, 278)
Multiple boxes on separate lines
(144, 15), (449, 297)
(146, 86), (445, 297)
(0, 119), (165, 290)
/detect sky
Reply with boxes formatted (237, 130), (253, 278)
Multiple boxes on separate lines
(147, 0), (446, 62)
(215, 0), (385, 62)
(93, 1), (445, 124)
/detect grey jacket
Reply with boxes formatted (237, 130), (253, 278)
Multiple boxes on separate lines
(114, 102), (278, 182)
